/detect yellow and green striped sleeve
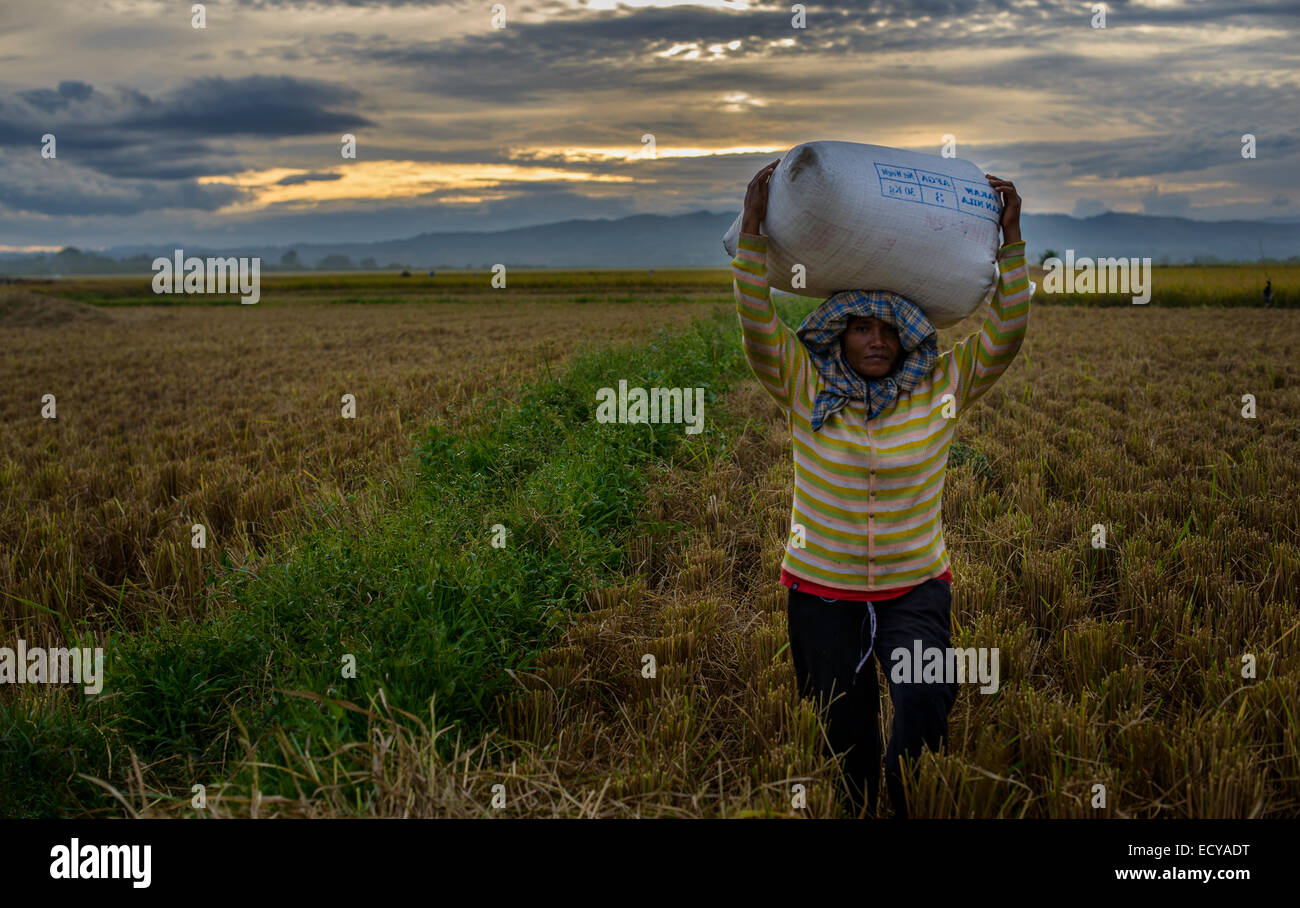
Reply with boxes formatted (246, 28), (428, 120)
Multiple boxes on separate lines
(731, 233), (807, 411)
(949, 239), (1031, 410)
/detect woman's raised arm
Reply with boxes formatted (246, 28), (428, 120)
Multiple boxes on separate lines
(948, 175), (1031, 410)
(733, 160), (808, 411)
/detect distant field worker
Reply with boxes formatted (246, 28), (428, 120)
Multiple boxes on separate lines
(1264, 280), (1272, 308)
(731, 159), (1031, 818)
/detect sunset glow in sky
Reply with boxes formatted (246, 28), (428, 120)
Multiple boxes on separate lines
(0, 0), (1296, 250)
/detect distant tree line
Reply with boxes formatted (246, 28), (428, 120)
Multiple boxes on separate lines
(2, 245), (1298, 277)
(0, 247), (425, 275)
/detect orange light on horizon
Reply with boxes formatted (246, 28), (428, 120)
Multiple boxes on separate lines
(194, 148), (790, 211)
(0, 244), (66, 253)
(196, 160), (637, 211)
(514, 144), (786, 162)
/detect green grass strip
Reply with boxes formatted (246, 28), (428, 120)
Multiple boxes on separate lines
(0, 308), (746, 816)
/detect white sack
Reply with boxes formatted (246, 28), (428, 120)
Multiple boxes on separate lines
(723, 141), (1005, 327)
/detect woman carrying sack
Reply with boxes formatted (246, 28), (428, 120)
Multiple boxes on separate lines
(731, 158), (1031, 818)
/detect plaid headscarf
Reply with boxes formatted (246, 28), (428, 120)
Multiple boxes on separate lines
(796, 290), (938, 432)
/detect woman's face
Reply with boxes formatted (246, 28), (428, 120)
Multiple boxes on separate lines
(841, 315), (902, 379)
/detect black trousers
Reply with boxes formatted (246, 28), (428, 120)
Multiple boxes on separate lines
(787, 577), (958, 818)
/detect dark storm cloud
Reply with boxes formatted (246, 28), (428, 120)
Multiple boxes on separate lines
(16, 80), (94, 112)
(1101, 0), (1300, 25)
(275, 6), (861, 103)
(274, 0), (1300, 108)
(0, 174), (244, 217)
(952, 49), (1299, 112)
(277, 171), (346, 185)
(0, 76), (374, 157)
(1014, 129), (1300, 180)
(88, 141), (249, 179)
(0, 75), (375, 215)
(112, 76), (373, 138)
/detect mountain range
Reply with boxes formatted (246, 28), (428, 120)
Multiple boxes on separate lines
(3, 211), (1298, 275)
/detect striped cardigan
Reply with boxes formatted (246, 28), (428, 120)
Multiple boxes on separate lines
(732, 233), (1031, 594)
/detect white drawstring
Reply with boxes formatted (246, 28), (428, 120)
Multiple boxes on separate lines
(810, 593), (876, 680)
(854, 602), (878, 678)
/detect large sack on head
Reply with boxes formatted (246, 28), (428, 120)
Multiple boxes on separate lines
(723, 141), (1003, 327)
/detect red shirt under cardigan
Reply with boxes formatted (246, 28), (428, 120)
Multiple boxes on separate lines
(781, 567), (952, 601)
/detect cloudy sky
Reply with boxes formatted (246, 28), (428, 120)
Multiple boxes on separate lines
(1, 0), (1297, 252)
